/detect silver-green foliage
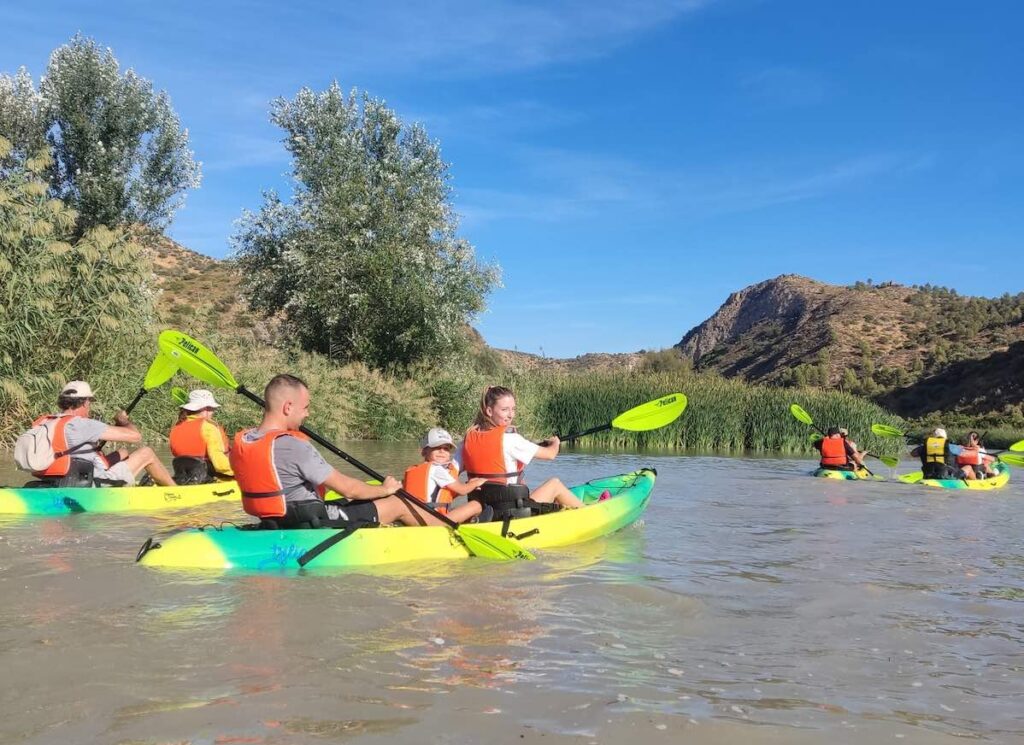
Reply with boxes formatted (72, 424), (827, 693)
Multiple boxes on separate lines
(0, 139), (155, 443)
(0, 34), (200, 232)
(233, 84), (499, 371)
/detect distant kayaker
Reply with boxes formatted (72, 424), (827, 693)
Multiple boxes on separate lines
(230, 374), (482, 529)
(402, 427), (489, 517)
(909, 427), (967, 480)
(814, 426), (865, 472)
(168, 389), (234, 484)
(456, 385), (584, 521)
(954, 431), (996, 480)
(27, 380), (175, 487)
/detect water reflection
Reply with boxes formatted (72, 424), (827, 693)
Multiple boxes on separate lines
(0, 448), (1023, 743)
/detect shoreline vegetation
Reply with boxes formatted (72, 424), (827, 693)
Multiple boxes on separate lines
(2, 37), (1018, 459)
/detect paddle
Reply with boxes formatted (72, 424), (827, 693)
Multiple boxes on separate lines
(156, 330), (534, 566)
(551, 394), (687, 444)
(789, 404), (894, 471)
(170, 387), (188, 406)
(97, 353), (178, 452)
(124, 354), (179, 415)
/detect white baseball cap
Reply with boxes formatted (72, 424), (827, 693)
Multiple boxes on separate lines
(181, 389), (221, 412)
(60, 380), (95, 399)
(421, 427), (455, 449)
(934, 427), (947, 438)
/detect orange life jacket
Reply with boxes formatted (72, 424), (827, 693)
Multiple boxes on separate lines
(402, 462), (458, 510)
(31, 414), (95, 478)
(170, 416), (229, 460)
(230, 428), (308, 519)
(956, 445), (982, 466)
(461, 426), (524, 483)
(819, 436), (849, 468)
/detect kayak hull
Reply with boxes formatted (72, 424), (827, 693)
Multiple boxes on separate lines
(812, 467), (884, 481)
(138, 468), (656, 570)
(907, 462), (1010, 490)
(0, 480), (240, 515)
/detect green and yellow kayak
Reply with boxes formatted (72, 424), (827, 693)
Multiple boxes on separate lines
(900, 462), (1011, 490)
(0, 480), (240, 515)
(138, 468), (656, 571)
(812, 467), (884, 481)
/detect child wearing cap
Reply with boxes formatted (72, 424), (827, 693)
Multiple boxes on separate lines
(168, 389), (233, 483)
(402, 428), (489, 518)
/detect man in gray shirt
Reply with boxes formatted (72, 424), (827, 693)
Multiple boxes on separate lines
(46, 381), (175, 486)
(231, 374), (476, 528)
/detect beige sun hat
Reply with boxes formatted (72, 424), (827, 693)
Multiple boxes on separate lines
(61, 380), (95, 399)
(934, 427), (947, 439)
(181, 389), (221, 412)
(421, 427), (455, 449)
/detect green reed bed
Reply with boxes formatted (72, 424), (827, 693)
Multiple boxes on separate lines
(508, 371), (907, 456)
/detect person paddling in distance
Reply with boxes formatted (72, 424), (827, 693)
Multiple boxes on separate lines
(954, 431), (997, 480)
(403, 428), (490, 518)
(27, 380), (175, 487)
(457, 386), (584, 521)
(909, 427), (969, 480)
(814, 426), (866, 472)
(230, 374), (484, 529)
(168, 389), (234, 484)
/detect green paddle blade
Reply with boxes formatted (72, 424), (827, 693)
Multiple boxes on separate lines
(999, 453), (1024, 467)
(807, 431), (821, 442)
(872, 423), (905, 438)
(456, 525), (535, 561)
(612, 393), (687, 432)
(873, 453), (900, 468)
(789, 403), (813, 426)
(158, 329), (239, 391)
(899, 471), (924, 484)
(142, 353), (178, 391)
(1009, 439), (1024, 453)
(170, 386), (189, 405)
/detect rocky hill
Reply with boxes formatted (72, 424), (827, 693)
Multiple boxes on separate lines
(148, 239), (1023, 420)
(676, 274), (1024, 417)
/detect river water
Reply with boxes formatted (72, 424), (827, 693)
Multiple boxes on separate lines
(1, 444), (1022, 745)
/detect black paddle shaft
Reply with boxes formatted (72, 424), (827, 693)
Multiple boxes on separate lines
(553, 422), (611, 444)
(96, 387), (148, 453)
(235, 386), (460, 531)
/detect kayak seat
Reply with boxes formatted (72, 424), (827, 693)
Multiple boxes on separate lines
(260, 501), (327, 530)
(23, 459), (96, 488)
(172, 456), (214, 485)
(472, 483), (539, 521)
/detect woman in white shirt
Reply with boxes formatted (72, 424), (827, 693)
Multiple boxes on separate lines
(458, 386), (583, 516)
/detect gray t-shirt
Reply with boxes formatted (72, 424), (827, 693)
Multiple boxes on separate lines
(62, 416), (108, 471)
(241, 431), (333, 504)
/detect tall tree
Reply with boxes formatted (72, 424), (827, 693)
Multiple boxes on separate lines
(0, 34), (200, 232)
(233, 84), (500, 370)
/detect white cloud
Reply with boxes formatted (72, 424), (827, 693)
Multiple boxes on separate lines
(456, 148), (935, 225)
(741, 65), (828, 107)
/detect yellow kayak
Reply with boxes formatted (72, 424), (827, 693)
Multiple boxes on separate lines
(0, 480), (240, 515)
(138, 468), (656, 571)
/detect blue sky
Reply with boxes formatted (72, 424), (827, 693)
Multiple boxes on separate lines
(2, 1), (1022, 357)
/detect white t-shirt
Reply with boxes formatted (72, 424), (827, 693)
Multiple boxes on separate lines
(427, 463), (457, 502)
(455, 431), (539, 485)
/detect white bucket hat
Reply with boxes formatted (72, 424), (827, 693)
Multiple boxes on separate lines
(934, 427), (947, 439)
(421, 427), (455, 449)
(61, 380), (95, 399)
(181, 389), (221, 412)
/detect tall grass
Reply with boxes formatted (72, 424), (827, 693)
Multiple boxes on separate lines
(499, 370), (907, 457)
